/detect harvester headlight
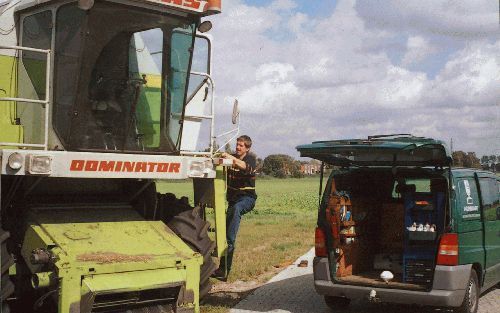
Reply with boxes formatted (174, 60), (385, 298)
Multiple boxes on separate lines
(188, 160), (213, 178)
(7, 153), (23, 170)
(28, 155), (52, 175)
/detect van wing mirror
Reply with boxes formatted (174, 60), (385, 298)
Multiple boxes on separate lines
(214, 98), (241, 154)
(232, 99), (239, 125)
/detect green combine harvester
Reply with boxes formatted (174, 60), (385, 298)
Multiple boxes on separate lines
(0, 0), (234, 312)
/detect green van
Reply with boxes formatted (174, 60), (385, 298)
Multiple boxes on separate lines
(297, 135), (500, 313)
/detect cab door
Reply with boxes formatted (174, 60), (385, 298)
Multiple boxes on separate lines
(180, 34), (212, 153)
(478, 175), (500, 289)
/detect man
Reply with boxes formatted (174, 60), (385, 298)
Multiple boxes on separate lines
(213, 135), (257, 280)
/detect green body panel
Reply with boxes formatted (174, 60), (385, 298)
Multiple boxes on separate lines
(482, 219), (500, 286)
(21, 208), (203, 312)
(193, 165), (228, 258)
(476, 173), (500, 287)
(453, 172), (485, 268)
(214, 166), (228, 258)
(457, 222), (485, 267)
(0, 54), (24, 145)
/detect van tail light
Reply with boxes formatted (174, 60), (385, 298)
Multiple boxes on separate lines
(315, 227), (328, 257)
(437, 233), (459, 266)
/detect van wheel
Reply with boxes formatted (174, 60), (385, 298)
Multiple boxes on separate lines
(324, 296), (350, 310)
(454, 270), (479, 313)
(167, 207), (217, 299)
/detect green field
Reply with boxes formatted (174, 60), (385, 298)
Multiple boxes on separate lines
(156, 176), (323, 312)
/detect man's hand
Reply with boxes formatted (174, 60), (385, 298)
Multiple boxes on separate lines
(222, 152), (246, 170)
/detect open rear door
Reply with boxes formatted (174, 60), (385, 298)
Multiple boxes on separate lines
(297, 135), (451, 168)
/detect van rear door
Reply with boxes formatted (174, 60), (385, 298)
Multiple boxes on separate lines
(296, 135), (451, 168)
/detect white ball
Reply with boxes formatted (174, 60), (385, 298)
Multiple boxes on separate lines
(380, 271), (394, 283)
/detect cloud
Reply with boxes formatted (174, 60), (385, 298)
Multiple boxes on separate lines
(401, 36), (437, 67)
(424, 40), (500, 107)
(209, 0), (499, 157)
(270, 0), (298, 12)
(355, 0), (499, 38)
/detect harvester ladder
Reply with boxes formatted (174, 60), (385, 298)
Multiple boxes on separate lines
(0, 45), (51, 150)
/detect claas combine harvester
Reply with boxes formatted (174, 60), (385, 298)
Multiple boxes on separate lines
(0, 0), (235, 312)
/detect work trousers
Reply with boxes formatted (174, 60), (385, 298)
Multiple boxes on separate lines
(220, 195), (256, 273)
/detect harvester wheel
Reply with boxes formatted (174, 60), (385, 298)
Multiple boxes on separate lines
(167, 207), (217, 299)
(1, 228), (15, 311)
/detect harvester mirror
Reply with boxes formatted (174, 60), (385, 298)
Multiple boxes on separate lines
(198, 21), (212, 33)
(232, 99), (239, 125)
(78, 0), (94, 10)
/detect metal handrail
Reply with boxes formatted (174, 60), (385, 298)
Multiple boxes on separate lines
(0, 45), (51, 150)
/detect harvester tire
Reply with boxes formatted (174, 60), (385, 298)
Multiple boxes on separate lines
(167, 207), (217, 299)
(1, 228), (15, 311)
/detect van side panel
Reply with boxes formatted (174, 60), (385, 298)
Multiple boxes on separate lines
(477, 175), (500, 289)
(454, 177), (485, 270)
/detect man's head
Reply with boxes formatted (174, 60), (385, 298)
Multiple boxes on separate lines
(235, 135), (252, 157)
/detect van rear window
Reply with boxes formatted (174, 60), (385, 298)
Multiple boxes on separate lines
(392, 179), (430, 198)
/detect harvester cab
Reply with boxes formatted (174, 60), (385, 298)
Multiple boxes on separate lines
(0, 1), (231, 312)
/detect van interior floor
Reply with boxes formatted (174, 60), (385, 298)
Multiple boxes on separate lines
(336, 271), (427, 291)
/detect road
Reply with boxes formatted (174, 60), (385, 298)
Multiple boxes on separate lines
(230, 249), (500, 313)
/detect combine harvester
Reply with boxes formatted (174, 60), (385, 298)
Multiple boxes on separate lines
(0, 0), (235, 312)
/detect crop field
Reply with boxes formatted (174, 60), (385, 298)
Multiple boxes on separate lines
(156, 176), (324, 312)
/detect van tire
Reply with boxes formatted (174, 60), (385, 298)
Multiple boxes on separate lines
(167, 207), (217, 299)
(454, 270), (479, 313)
(324, 296), (350, 310)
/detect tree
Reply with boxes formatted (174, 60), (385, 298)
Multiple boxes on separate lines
(256, 157), (263, 174)
(452, 151), (481, 169)
(224, 143), (233, 154)
(262, 154), (298, 178)
(452, 151), (466, 167)
(465, 152), (481, 169)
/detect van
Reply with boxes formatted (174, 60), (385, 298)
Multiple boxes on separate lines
(296, 135), (500, 313)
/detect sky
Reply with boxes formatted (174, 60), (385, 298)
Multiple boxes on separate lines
(204, 0), (499, 159)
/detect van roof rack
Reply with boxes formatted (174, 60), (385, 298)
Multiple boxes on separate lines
(367, 134), (414, 140)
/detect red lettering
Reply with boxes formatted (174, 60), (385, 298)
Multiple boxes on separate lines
(169, 163), (180, 173)
(161, 0), (200, 9)
(147, 162), (157, 172)
(99, 161), (115, 172)
(161, 0), (182, 5)
(135, 162), (147, 172)
(114, 161), (123, 172)
(157, 163), (169, 172)
(85, 160), (98, 171)
(184, 0), (200, 9)
(70, 160), (85, 171)
(123, 162), (135, 172)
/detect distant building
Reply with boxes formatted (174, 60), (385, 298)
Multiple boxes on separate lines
(300, 163), (321, 175)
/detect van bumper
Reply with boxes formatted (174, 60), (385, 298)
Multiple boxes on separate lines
(313, 257), (470, 307)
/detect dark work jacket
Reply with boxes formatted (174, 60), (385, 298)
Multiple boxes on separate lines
(227, 153), (257, 202)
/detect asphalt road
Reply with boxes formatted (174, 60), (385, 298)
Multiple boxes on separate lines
(230, 249), (500, 313)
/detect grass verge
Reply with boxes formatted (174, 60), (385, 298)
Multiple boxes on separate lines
(157, 176), (322, 312)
